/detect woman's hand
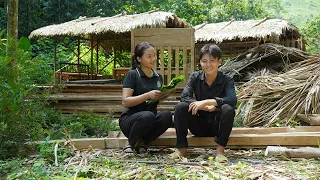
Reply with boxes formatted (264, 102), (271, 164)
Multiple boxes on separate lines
(148, 90), (162, 100)
(188, 101), (206, 115)
(203, 105), (217, 112)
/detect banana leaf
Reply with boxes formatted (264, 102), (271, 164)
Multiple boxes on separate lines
(146, 75), (184, 104)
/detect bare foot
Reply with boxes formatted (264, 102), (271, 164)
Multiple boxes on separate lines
(216, 145), (225, 155)
(179, 148), (188, 156)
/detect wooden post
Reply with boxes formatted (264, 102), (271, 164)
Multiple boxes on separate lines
(167, 46), (172, 82)
(113, 48), (116, 68)
(160, 46), (165, 82)
(54, 37), (57, 84)
(77, 38), (80, 78)
(175, 47), (180, 77)
(190, 28), (195, 72)
(90, 37), (94, 80)
(96, 41), (99, 74)
(183, 46), (187, 84)
(131, 30), (135, 57)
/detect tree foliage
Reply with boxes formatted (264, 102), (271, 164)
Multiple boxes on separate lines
(301, 16), (320, 54)
(0, 0), (285, 37)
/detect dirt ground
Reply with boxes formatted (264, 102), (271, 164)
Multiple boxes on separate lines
(63, 147), (320, 180)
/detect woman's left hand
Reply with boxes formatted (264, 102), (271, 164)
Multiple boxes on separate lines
(203, 105), (217, 112)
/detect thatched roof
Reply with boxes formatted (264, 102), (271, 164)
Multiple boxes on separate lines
(29, 11), (189, 39)
(194, 18), (301, 43)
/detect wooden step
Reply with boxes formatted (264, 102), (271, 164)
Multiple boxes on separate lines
(54, 127), (320, 149)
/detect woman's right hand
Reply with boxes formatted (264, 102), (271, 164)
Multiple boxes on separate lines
(148, 90), (162, 100)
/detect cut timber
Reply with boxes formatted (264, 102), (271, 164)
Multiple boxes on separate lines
(296, 114), (320, 126)
(107, 126), (320, 137)
(48, 126), (320, 150)
(265, 146), (320, 158)
(105, 132), (320, 148)
(49, 138), (106, 150)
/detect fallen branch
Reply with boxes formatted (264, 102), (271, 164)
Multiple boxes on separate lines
(296, 114), (320, 126)
(264, 146), (320, 158)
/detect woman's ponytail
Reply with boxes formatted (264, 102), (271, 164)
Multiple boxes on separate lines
(131, 54), (138, 69)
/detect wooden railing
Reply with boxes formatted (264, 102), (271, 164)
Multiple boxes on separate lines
(57, 62), (90, 81)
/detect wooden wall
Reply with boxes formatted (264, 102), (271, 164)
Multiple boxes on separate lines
(131, 28), (195, 85)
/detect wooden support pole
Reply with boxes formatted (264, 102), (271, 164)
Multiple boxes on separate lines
(77, 38), (80, 77)
(96, 41), (99, 74)
(175, 47), (180, 77)
(90, 37), (94, 80)
(167, 46), (172, 82)
(54, 37), (57, 84)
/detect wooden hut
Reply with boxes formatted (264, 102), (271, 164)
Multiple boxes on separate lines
(194, 18), (304, 58)
(29, 10), (191, 83)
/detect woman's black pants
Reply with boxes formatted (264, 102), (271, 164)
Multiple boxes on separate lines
(174, 102), (235, 148)
(119, 110), (172, 147)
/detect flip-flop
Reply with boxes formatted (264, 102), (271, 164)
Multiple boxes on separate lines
(123, 144), (134, 154)
(137, 144), (148, 154)
(134, 139), (148, 154)
(169, 151), (185, 160)
(215, 154), (228, 163)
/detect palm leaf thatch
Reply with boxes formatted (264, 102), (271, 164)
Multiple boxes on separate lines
(194, 19), (300, 43)
(220, 43), (311, 82)
(29, 11), (189, 39)
(237, 57), (320, 127)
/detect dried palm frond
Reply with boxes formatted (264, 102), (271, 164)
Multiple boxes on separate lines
(237, 57), (320, 127)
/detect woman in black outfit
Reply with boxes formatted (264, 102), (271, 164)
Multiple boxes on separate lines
(119, 42), (172, 154)
(171, 44), (237, 162)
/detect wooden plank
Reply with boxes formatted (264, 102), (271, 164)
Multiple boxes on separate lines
(131, 30), (135, 55)
(132, 28), (194, 47)
(105, 133), (320, 148)
(108, 126), (320, 138)
(183, 46), (187, 84)
(167, 46), (172, 82)
(49, 95), (123, 101)
(175, 47), (180, 77)
(49, 138), (106, 149)
(231, 126), (320, 134)
(190, 28), (195, 72)
(160, 46), (165, 78)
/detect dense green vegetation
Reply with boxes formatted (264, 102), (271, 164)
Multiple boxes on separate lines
(281, 0), (320, 28)
(0, 1), (319, 179)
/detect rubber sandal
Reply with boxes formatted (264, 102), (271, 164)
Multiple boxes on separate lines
(134, 139), (148, 154)
(137, 144), (148, 154)
(169, 151), (185, 160)
(215, 154), (228, 163)
(123, 144), (134, 154)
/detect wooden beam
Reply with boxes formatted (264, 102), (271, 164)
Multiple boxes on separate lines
(54, 37), (57, 84)
(108, 126), (320, 137)
(104, 132), (320, 149)
(47, 127), (320, 150)
(49, 138), (106, 150)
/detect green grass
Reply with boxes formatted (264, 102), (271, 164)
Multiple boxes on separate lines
(280, 0), (320, 28)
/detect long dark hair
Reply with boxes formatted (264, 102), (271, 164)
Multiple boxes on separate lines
(199, 44), (222, 60)
(131, 42), (154, 69)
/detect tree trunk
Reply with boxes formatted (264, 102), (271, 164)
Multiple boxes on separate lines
(6, 0), (19, 75)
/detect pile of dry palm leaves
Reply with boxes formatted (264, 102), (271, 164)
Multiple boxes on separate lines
(220, 43), (311, 82)
(237, 57), (320, 127)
